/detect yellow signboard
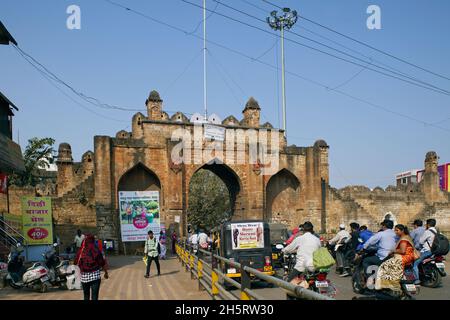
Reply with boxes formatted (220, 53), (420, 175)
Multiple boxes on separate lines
(21, 197), (53, 245)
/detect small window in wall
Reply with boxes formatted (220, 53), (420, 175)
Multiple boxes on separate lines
(402, 178), (407, 184)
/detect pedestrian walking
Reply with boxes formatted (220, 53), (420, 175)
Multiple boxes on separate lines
(75, 234), (109, 300)
(144, 230), (161, 278)
(74, 229), (85, 253)
(159, 230), (167, 260)
(171, 231), (178, 255)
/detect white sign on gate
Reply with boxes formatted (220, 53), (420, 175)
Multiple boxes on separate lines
(204, 124), (225, 141)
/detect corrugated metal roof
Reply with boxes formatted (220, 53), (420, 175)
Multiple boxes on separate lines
(0, 21), (17, 46)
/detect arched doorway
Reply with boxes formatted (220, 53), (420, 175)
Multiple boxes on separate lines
(117, 163), (162, 253)
(265, 169), (300, 224)
(118, 163), (161, 192)
(188, 162), (242, 231)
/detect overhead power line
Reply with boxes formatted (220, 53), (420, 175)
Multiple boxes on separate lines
(103, 0), (450, 134)
(185, 0), (450, 96)
(262, 0), (450, 82)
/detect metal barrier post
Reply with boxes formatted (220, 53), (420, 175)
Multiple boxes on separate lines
(185, 250), (190, 272)
(211, 254), (219, 299)
(190, 254), (195, 279)
(198, 259), (204, 290)
(240, 261), (251, 300)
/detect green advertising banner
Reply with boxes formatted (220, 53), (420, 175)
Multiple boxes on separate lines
(21, 197), (53, 245)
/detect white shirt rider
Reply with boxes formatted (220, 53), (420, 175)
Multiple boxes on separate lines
(282, 231), (321, 273)
(329, 225), (351, 250)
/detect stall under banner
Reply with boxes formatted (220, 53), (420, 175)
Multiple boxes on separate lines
(118, 191), (161, 242)
(231, 222), (264, 250)
(21, 197), (53, 245)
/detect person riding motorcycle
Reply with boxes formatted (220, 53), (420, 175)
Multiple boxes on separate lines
(356, 226), (373, 251)
(328, 224), (351, 276)
(285, 226), (301, 246)
(281, 221), (321, 282)
(359, 219), (397, 273)
(413, 218), (437, 285)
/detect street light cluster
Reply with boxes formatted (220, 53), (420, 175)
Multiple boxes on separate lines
(267, 8), (298, 31)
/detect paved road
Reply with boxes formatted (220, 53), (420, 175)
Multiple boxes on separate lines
(0, 255), (209, 300)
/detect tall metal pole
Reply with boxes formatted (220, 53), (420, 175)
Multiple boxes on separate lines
(280, 25), (286, 137)
(203, 0), (208, 121)
(267, 8), (297, 138)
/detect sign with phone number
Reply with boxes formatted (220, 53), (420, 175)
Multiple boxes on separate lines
(21, 197), (53, 245)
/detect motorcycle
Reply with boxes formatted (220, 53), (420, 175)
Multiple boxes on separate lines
(6, 246), (52, 293)
(351, 250), (419, 300)
(43, 243), (74, 289)
(281, 247), (337, 299)
(418, 254), (446, 288)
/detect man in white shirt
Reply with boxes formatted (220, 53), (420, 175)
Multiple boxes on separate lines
(282, 221), (322, 282)
(74, 229), (85, 251)
(413, 218), (437, 284)
(328, 224), (351, 275)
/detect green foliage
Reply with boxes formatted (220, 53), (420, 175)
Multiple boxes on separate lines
(188, 169), (232, 231)
(9, 137), (55, 187)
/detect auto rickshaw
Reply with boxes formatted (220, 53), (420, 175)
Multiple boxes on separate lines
(269, 223), (289, 269)
(219, 220), (275, 283)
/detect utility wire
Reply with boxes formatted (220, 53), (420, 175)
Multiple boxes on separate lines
(205, 0), (450, 96)
(162, 48), (203, 96)
(103, 0), (450, 133)
(13, 45), (144, 112)
(262, 0), (450, 82)
(15, 46), (128, 123)
(186, 1), (219, 35)
(208, 50), (243, 106)
(13, 44), (187, 117)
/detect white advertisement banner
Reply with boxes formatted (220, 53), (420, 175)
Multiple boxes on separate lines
(230, 222), (264, 250)
(118, 191), (161, 242)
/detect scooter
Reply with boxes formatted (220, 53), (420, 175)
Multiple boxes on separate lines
(280, 246), (337, 299)
(419, 254), (446, 288)
(351, 250), (419, 300)
(43, 244), (74, 289)
(6, 246), (52, 293)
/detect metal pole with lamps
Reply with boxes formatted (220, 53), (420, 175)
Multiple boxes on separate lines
(267, 8), (298, 137)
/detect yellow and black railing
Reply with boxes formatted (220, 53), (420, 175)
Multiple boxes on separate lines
(175, 242), (333, 301)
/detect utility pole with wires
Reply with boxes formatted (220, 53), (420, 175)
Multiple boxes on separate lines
(203, 0), (208, 122)
(267, 8), (298, 137)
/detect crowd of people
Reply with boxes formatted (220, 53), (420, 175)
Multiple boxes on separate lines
(280, 217), (445, 295)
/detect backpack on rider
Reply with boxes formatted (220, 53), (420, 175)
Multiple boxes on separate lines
(429, 230), (449, 256)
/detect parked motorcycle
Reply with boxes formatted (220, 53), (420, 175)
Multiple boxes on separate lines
(6, 246), (52, 293)
(351, 250), (419, 300)
(418, 254), (446, 288)
(281, 248), (337, 299)
(43, 244), (74, 289)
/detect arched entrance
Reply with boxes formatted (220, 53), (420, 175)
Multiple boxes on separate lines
(117, 163), (162, 252)
(265, 169), (300, 224)
(188, 162), (242, 231)
(118, 163), (161, 192)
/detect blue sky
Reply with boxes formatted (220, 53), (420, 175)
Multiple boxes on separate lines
(1, 0), (449, 188)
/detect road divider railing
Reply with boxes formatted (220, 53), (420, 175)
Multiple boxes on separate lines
(175, 242), (333, 301)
